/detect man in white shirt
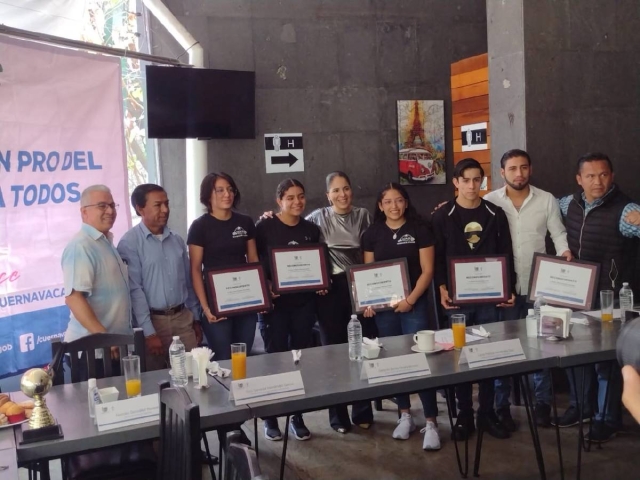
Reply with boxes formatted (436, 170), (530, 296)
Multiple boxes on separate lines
(484, 149), (571, 429)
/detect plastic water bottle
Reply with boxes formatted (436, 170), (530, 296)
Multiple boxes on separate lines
(87, 378), (101, 421)
(620, 282), (634, 322)
(169, 336), (188, 387)
(348, 314), (362, 361)
(534, 295), (546, 321)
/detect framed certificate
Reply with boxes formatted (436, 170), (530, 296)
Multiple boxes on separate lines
(527, 253), (600, 310)
(205, 263), (272, 317)
(346, 259), (411, 314)
(268, 244), (331, 294)
(448, 255), (511, 305)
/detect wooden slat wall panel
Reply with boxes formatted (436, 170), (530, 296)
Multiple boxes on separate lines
(450, 67), (488, 89)
(450, 53), (491, 195)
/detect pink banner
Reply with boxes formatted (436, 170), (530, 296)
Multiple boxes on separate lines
(0, 35), (130, 318)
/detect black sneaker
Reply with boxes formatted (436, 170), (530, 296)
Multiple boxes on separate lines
(451, 410), (476, 441)
(552, 406), (593, 428)
(534, 403), (551, 428)
(585, 422), (618, 444)
(289, 414), (311, 440)
(477, 411), (510, 440)
(497, 407), (517, 433)
(264, 418), (282, 441)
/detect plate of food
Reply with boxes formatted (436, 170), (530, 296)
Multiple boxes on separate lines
(0, 393), (34, 428)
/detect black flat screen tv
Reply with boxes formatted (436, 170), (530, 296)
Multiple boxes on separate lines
(146, 66), (255, 139)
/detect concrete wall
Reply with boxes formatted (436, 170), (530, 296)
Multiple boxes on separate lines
(149, 0), (488, 237)
(486, 0), (526, 187)
(523, 0), (640, 200)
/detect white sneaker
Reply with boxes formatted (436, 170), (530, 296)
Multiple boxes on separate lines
(392, 413), (416, 440)
(421, 421), (441, 450)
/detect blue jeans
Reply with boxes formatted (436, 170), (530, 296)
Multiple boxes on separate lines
(450, 305), (501, 414)
(566, 362), (622, 427)
(374, 296), (438, 417)
(496, 295), (552, 408)
(201, 312), (257, 361)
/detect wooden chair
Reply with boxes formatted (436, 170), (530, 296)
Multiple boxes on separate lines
(224, 431), (267, 480)
(158, 381), (201, 480)
(50, 330), (156, 480)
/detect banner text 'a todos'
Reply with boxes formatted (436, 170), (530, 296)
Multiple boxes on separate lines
(0, 36), (130, 376)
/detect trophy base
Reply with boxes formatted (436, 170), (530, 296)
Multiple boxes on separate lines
(20, 424), (64, 445)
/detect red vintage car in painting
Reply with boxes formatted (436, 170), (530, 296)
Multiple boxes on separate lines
(398, 148), (435, 182)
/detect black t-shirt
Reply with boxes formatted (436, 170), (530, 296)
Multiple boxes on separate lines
(362, 219), (435, 289)
(187, 212), (256, 269)
(453, 204), (492, 252)
(255, 215), (322, 308)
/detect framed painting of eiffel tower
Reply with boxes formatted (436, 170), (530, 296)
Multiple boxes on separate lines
(396, 100), (446, 185)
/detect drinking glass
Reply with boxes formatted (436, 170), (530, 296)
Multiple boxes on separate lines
(123, 355), (141, 398)
(600, 290), (614, 322)
(231, 343), (247, 380)
(451, 314), (466, 350)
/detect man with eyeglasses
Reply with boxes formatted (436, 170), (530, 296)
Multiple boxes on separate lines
(62, 184), (132, 378)
(117, 184), (202, 371)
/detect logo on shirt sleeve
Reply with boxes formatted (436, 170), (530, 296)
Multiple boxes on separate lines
(232, 226), (248, 239)
(397, 234), (415, 245)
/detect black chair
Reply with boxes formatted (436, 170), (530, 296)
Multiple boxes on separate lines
(51, 331), (156, 480)
(51, 331), (146, 385)
(158, 381), (202, 480)
(224, 431), (267, 480)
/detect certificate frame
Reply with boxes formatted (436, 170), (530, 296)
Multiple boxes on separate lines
(527, 253), (600, 310)
(346, 258), (411, 314)
(268, 244), (331, 294)
(447, 255), (511, 305)
(205, 262), (272, 317)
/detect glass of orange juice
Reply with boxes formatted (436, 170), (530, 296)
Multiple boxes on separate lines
(231, 343), (247, 380)
(600, 290), (614, 322)
(123, 355), (141, 398)
(451, 314), (466, 350)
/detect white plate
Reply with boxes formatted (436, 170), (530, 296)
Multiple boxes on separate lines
(411, 344), (444, 354)
(0, 418), (28, 429)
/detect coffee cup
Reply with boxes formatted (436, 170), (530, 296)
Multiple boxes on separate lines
(413, 330), (435, 352)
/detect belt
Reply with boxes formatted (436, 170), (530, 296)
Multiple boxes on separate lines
(150, 303), (185, 316)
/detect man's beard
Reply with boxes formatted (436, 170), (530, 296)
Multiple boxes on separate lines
(505, 178), (529, 191)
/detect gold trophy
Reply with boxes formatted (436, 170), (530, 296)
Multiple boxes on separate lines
(20, 368), (55, 429)
(18, 348), (64, 443)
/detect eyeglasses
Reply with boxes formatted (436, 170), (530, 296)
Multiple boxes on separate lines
(214, 187), (236, 195)
(83, 202), (119, 211)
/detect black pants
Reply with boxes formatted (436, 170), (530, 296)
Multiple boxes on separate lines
(316, 274), (376, 429)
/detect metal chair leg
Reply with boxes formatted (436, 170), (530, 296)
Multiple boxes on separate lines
(202, 433), (216, 480)
(520, 375), (547, 480)
(446, 386), (468, 478)
(254, 417), (259, 460)
(550, 370), (565, 480)
(280, 416), (291, 480)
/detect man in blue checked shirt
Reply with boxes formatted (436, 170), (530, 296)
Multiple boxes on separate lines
(117, 184), (202, 371)
(555, 152), (640, 443)
(63, 185), (132, 375)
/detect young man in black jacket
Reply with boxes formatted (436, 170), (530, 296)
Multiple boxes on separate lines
(432, 158), (516, 441)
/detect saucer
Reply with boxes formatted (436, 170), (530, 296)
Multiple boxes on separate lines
(411, 344), (444, 354)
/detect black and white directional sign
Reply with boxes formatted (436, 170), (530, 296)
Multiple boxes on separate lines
(265, 133), (304, 173)
(461, 122), (488, 152)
